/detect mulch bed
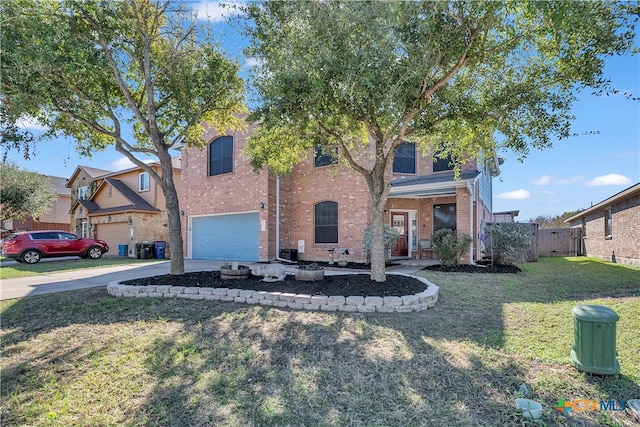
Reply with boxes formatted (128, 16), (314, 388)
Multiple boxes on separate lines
(121, 262), (521, 298)
(423, 264), (521, 273)
(121, 271), (427, 297)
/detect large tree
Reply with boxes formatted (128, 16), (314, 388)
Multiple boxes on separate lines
(243, 1), (637, 281)
(1, 0), (246, 274)
(0, 162), (57, 226)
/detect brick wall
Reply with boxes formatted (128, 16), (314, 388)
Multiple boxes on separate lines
(580, 193), (640, 266)
(180, 123), (274, 260)
(285, 156), (372, 262)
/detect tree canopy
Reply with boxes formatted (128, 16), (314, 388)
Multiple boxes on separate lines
(0, 162), (57, 226)
(243, 0), (638, 281)
(1, 0), (247, 274)
(529, 211), (583, 229)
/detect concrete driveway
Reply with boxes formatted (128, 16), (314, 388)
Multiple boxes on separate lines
(0, 259), (224, 301)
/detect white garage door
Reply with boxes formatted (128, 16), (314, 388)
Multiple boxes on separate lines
(96, 222), (130, 256)
(191, 213), (259, 261)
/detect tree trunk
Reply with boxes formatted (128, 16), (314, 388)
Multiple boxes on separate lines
(369, 204), (387, 282)
(157, 150), (185, 275)
(366, 160), (392, 282)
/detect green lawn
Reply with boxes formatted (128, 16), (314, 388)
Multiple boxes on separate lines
(0, 257), (157, 279)
(1, 257), (638, 426)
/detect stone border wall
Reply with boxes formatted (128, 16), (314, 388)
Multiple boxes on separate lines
(107, 273), (439, 313)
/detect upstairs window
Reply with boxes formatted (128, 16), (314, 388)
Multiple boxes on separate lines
(139, 172), (150, 192)
(433, 153), (454, 172)
(604, 208), (612, 237)
(314, 201), (338, 244)
(393, 143), (416, 174)
(78, 185), (88, 200)
(314, 146), (338, 167)
(209, 136), (233, 176)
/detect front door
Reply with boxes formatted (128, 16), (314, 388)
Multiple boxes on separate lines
(391, 212), (408, 257)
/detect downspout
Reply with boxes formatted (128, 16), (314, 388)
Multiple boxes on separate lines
(275, 175), (294, 263)
(467, 182), (477, 265)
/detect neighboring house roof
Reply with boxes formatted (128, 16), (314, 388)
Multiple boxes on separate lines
(48, 175), (72, 196)
(390, 170), (480, 198)
(77, 199), (101, 211)
(95, 177), (160, 214)
(70, 177), (161, 215)
(66, 165), (113, 187)
(564, 182), (640, 224)
(99, 156), (182, 179)
(493, 210), (520, 217)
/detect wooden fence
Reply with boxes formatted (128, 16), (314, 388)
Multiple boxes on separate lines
(485, 223), (582, 262)
(537, 228), (582, 257)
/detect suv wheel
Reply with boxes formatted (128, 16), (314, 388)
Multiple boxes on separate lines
(87, 246), (104, 259)
(21, 250), (42, 264)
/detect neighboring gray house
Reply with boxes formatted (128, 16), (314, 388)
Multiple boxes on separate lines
(493, 210), (519, 223)
(565, 182), (640, 267)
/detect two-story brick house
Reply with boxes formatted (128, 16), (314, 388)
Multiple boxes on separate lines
(180, 125), (498, 264)
(67, 160), (181, 256)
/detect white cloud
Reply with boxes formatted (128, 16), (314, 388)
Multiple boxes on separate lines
(496, 189), (531, 200)
(532, 174), (584, 186)
(586, 173), (632, 186)
(532, 175), (551, 186)
(192, 1), (243, 22)
(17, 116), (47, 131)
(242, 57), (260, 68)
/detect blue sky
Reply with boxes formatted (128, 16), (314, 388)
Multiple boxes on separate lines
(4, 2), (639, 222)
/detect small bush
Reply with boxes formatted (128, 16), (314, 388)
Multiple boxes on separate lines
(482, 223), (531, 265)
(431, 229), (472, 267)
(363, 224), (400, 263)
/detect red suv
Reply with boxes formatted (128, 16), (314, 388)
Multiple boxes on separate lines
(1, 230), (109, 264)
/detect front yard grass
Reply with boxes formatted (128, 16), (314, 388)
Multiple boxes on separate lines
(0, 257), (158, 279)
(1, 257), (638, 426)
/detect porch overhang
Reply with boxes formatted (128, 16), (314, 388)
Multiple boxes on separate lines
(389, 170), (480, 199)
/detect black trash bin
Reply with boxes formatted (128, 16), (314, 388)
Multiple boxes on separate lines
(154, 241), (166, 259)
(280, 248), (298, 261)
(136, 242), (155, 259)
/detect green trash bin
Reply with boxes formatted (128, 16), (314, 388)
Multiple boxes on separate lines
(570, 305), (620, 375)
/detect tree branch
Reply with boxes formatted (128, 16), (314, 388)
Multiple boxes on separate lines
(317, 121), (370, 177)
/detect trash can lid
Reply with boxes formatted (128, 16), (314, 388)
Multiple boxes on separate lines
(572, 305), (619, 322)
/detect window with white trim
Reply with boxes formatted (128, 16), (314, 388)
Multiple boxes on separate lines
(78, 185), (88, 200)
(139, 172), (150, 192)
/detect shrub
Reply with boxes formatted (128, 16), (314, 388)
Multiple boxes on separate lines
(483, 223), (531, 265)
(431, 229), (472, 267)
(363, 224), (400, 263)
